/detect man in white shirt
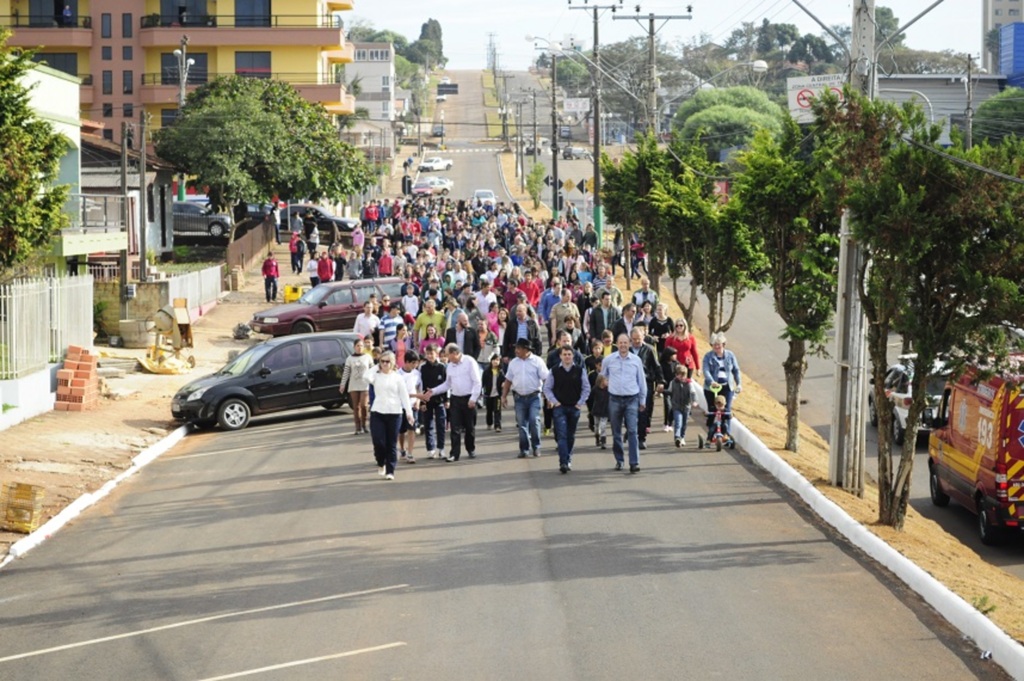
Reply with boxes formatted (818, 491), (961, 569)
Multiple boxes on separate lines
(501, 338), (550, 458)
(353, 301), (380, 345)
(474, 280), (497, 316)
(425, 344), (482, 461)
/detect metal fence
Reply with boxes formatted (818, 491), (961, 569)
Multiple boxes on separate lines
(0, 276), (93, 380)
(168, 265), (224, 313)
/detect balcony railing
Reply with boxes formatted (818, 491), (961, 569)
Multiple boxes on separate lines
(142, 71), (346, 86)
(64, 194), (126, 232)
(140, 14), (341, 29)
(0, 14), (92, 28)
(79, 74), (93, 86)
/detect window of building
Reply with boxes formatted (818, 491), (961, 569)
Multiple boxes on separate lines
(102, 129), (114, 141)
(123, 46), (133, 60)
(122, 13), (133, 37)
(123, 70), (134, 94)
(102, 103), (113, 118)
(235, 0), (271, 27)
(123, 103), (134, 118)
(1011, 8), (1022, 15)
(367, 49), (390, 61)
(382, 75), (390, 88)
(355, 50), (367, 61)
(160, 0), (207, 26)
(30, 0), (77, 26)
(31, 53), (78, 77)
(101, 13), (111, 38)
(160, 52), (209, 85)
(235, 52), (271, 78)
(382, 101), (390, 114)
(162, 109), (179, 127)
(102, 46), (112, 60)
(102, 70), (113, 95)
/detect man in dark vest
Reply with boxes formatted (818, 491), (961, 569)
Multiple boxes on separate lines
(543, 345), (591, 474)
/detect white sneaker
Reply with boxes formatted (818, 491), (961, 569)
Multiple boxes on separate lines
(662, 425), (673, 432)
(680, 437), (686, 446)
(445, 455), (455, 462)
(428, 450), (439, 459)
(384, 473), (395, 480)
(378, 466), (386, 477)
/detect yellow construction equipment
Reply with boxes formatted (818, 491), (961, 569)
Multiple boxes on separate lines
(140, 298), (195, 374)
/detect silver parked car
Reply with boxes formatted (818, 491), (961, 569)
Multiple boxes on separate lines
(172, 201), (234, 238)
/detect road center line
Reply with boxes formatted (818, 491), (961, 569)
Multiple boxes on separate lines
(0, 584), (408, 663)
(194, 643), (407, 680)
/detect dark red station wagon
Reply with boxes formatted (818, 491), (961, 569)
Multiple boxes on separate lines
(250, 277), (405, 337)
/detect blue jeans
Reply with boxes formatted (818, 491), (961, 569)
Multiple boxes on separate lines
(672, 407), (691, 440)
(514, 393), (542, 454)
(552, 405), (581, 466)
(608, 394), (640, 466)
(423, 401), (447, 452)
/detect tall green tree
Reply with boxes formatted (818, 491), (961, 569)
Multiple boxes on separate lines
(155, 75), (373, 237)
(972, 87), (1024, 146)
(816, 90), (1024, 529)
(732, 119), (841, 451)
(0, 29), (70, 274)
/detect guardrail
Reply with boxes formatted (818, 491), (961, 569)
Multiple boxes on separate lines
(139, 14), (340, 29)
(141, 71), (344, 86)
(0, 14), (92, 28)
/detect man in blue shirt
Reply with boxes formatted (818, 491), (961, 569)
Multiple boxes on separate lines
(599, 334), (647, 473)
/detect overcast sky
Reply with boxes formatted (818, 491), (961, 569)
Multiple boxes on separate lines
(349, 0), (982, 71)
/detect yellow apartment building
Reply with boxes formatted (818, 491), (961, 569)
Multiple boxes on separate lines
(1, 0), (356, 141)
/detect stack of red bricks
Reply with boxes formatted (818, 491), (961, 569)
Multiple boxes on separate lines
(55, 344), (100, 412)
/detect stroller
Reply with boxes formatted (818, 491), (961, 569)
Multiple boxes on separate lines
(699, 383), (735, 451)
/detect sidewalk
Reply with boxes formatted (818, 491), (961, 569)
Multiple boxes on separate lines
(0, 260), (290, 553)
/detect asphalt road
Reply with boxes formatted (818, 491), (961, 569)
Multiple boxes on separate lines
(0, 408), (1003, 679)
(0, 70), (1011, 681)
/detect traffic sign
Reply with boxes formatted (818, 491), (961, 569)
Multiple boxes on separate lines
(786, 74), (845, 123)
(563, 178), (574, 192)
(544, 175), (553, 187)
(437, 83), (459, 95)
(585, 177), (595, 193)
(576, 179), (587, 194)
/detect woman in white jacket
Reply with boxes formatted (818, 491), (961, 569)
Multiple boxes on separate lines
(366, 351), (416, 480)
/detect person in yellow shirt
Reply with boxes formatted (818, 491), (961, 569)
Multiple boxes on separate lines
(413, 298), (446, 345)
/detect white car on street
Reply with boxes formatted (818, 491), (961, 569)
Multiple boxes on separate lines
(418, 156), (453, 172)
(473, 189), (497, 207)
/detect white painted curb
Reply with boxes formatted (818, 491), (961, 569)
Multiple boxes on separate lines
(724, 408), (1024, 677)
(0, 424), (190, 571)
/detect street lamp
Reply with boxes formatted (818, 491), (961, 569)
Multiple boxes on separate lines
(172, 35), (195, 201)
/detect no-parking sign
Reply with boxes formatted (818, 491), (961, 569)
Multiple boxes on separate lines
(787, 74), (846, 123)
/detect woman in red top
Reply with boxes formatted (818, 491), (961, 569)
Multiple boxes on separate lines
(664, 317), (701, 379)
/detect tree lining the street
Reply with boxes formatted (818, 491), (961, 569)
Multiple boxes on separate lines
(814, 89), (1024, 528)
(0, 29), (70, 276)
(154, 75), (374, 237)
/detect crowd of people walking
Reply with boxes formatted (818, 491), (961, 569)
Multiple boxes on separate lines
(271, 192), (741, 480)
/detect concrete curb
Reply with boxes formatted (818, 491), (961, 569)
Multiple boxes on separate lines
(726, 410), (1024, 676)
(0, 424), (190, 571)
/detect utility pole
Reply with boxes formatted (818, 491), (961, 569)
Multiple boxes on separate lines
(531, 90), (538, 165)
(551, 52), (560, 220)
(965, 53), (977, 150)
(569, 0), (622, 243)
(119, 121), (130, 319)
(138, 111), (149, 282)
(614, 9), (692, 135)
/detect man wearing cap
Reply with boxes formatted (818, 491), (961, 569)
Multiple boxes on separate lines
(501, 338), (550, 458)
(425, 343), (481, 461)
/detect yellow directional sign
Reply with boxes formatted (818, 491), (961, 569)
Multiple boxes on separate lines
(563, 178), (575, 192)
(585, 177), (595, 193)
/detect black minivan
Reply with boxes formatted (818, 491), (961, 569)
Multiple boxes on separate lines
(171, 332), (358, 430)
